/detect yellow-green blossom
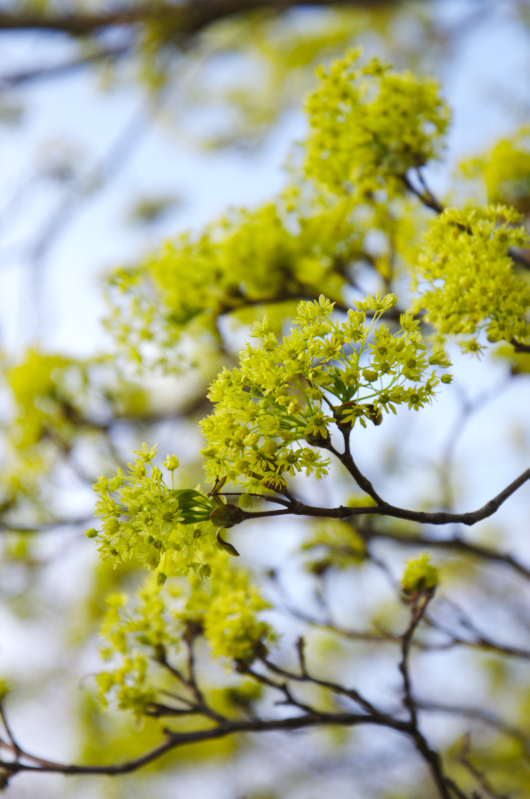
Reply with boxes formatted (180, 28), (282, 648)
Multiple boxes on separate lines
(91, 444), (215, 578)
(200, 294), (450, 490)
(96, 556), (276, 710)
(304, 49), (449, 197)
(401, 554), (439, 596)
(414, 205), (529, 352)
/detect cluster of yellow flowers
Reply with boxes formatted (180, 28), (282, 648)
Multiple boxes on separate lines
(97, 560), (274, 713)
(304, 49), (449, 196)
(414, 205), (529, 354)
(201, 293), (450, 490)
(89, 445), (216, 581)
(84, 52), (528, 719)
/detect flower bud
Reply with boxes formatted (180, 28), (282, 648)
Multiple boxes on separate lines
(209, 504), (244, 529)
(365, 403), (383, 426)
(164, 454), (180, 471)
(362, 368), (379, 383)
(262, 440), (279, 456)
(401, 554), (439, 597)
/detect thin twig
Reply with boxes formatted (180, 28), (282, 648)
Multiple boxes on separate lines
(459, 734), (509, 799)
(0, 703), (20, 762)
(238, 467), (530, 530)
(417, 700), (530, 759)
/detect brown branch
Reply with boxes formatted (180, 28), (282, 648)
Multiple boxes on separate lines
(241, 664), (321, 715)
(239, 467), (530, 529)
(259, 603), (463, 799)
(0, 703), (21, 763)
(295, 636), (308, 676)
(259, 655), (381, 718)
(279, 577), (530, 661)
(0, 0), (395, 37)
(417, 700), (530, 759)
(400, 171), (444, 214)
(269, 570), (456, 651)
(399, 591), (434, 726)
(0, 44), (130, 88)
(330, 433), (385, 505)
(459, 735), (508, 799)
(0, 710), (412, 776)
(424, 599), (530, 661)
(0, 642), (459, 799)
(155, 646), (226, 725)
(0, 7), (145, 35)
(143, 703), (201, 718)
(183, 625), (227, 724)
(397, 589), (457, 799)
(358, 525), (530, 580)
(0, 516), (94, 535)
(511, 338), (530, 353)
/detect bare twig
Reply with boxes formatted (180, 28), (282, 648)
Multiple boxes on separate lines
(0, 44), (131, 88)
(237, 467), (530, 530)
(0, 703), (21, 762)
(259, 655), (381, 718)
(398, 589), (457, 799)
(0, 0), (395, 37)
(357, 524), (530, 580)
(401, 170), (444, 214)
(399, 590), (434, 726)
(459, 734), (509, 799)
(417, 700), (530, 759)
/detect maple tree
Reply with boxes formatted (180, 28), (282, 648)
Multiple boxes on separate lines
(1, 5), (530, 799)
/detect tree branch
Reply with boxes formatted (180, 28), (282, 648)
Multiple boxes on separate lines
(416, 699), (530, 759)
(511, 338), (530, 353)
(0, 635), (463, 799)
(458, 735), (507, 799)
(400, 170), (444, 214)
(259, 654), (381, 717)
(399, 591), (433, 726)
(397, 589), (457, 799)
(0, 44), (131, 88)
(0, 709), (411, 776)
(357, 524), (530, 580)
(401, 168), (530, 274)
(238, 467), (530, 529)
(0, 517), (95, 535)
(0, 0), (395, 37)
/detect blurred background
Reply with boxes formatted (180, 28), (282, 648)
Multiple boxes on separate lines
(0, 1), (530, 797)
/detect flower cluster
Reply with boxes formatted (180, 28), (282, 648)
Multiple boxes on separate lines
(104, 51), (449, 369)
(106, 201), (351, 368)
(401, 553), (439, 597)
(97, 558), (275, 712)
(7, 350), (72, 449)
(304, 49), (449, 196)
(482, 126), (530, 216)
(88, 445), (216, 580)
(414, 205), (530, 354)
(200, 294), (451, 490)
(7, 351), (148, 451)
